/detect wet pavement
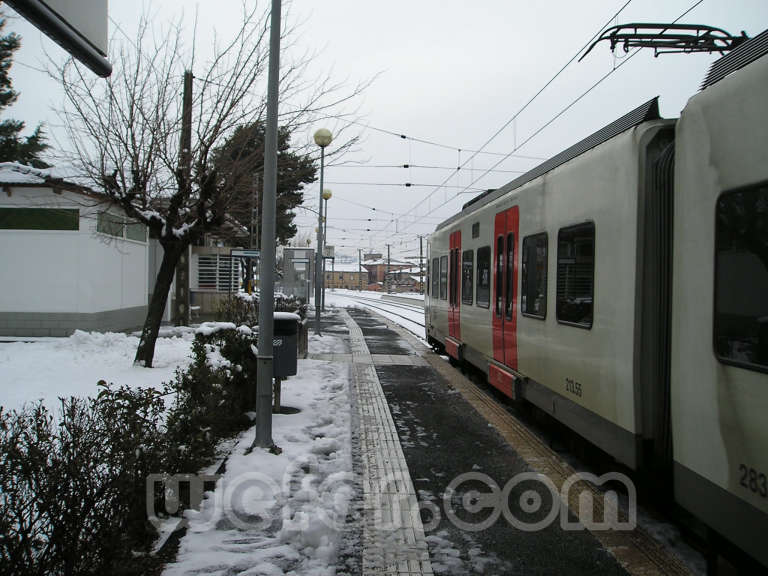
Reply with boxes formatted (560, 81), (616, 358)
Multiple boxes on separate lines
(346, 308), (627, 576)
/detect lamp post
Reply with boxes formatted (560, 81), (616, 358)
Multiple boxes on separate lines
(321, 189), (332, 310)
(313, 128), (332, 334)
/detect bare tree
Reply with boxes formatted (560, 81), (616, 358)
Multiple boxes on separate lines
(51, 4), (367, 367)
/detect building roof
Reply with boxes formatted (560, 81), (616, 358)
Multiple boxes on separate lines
(0, 162), (87, 188)
(327, 262), (364, 272)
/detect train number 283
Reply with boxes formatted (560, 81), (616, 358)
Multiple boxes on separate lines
(739, 464), (767, 498)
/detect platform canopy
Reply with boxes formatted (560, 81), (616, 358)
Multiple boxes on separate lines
(5, 0), (111, 77)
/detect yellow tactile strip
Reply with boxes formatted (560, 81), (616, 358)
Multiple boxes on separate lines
(381, 316), (693, 576)
(339, 309), (434, 576)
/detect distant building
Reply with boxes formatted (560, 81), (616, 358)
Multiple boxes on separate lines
(362, 257), (412, 290)
(324, 261), (365, 290)
(385, 266), (424, 293)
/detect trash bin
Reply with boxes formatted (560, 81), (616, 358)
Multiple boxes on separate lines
(272, 313), (299, 377)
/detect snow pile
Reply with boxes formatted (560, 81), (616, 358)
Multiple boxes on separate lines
(163, 353), (353, 576)
(195, 322), (237, 336)
(0, 330), (194, 410)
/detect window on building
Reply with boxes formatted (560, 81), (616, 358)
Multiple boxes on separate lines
(125, 221), (147, 242)
(522, 233), (547, 318)
(714, 183), (768, 372)
(476, 246), (490, 308)
(97, 212), (124, 237)
(556, 222), (595, 328)
(472, 222), (480, 238)
(495, 236), (504, 317)
(439, 255), (448, 300)
(0, 207), (79, 230)
(462, 249), (473, 305)
(198, 255), (218, 289)
(198, 254), (240, 292)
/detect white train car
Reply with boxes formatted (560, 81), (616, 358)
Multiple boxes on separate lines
(425, 31), (768, 567)
(427, 98), (675, 470)
(671, 42), (768, 567)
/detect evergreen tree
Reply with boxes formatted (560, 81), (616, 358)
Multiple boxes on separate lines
(212, 123), (317, 245)
(0, 16), (49, 168)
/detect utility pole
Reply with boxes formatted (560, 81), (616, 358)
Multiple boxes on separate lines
(419, 235), (424, 295)
(358, 248), (362, 291)
(173, 70), (193, 327)
(253, 0), (282, 450)
(246, 172), (260, 293)
(386, 243), (391, 294)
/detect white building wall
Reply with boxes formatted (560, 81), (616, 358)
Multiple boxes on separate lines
(0, 187), (148, 315)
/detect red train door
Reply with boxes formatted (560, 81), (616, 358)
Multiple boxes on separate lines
(449, 230), (461, 340)
(492, 207), (518, 370)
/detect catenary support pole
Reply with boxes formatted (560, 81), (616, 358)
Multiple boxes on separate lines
(419, 235), (424, 294)
(358, 248), (362, 291)
(253, 0), (281, 449)
(386, 243), (391, 294)
(173, 70), (193, 327)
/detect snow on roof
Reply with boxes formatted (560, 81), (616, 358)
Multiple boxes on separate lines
(328, 262), (364, 272)
(0, 162), (92, 191)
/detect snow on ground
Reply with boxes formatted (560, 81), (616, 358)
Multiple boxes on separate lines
(0, 330), (195, 411)
(163, 330), (353, 576)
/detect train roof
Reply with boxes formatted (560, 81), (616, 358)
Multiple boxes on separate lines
(701, 28), (768, 90)
(436, 97), (661, 232)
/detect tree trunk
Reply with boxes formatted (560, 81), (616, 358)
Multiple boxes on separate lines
(134, 241), (185, 367)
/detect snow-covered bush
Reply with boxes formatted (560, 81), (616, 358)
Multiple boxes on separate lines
(216, 292), (307, 327)
(0, 387), (167, 575)
(163, 331), (255, 472)
(0, 327), (261, 575)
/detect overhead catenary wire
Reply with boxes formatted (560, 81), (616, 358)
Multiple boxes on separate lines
(390, 0), (637, 230)
(429, 0), (706, 217)
(327, 163), (527, 175)
(389, 0), (704, 239)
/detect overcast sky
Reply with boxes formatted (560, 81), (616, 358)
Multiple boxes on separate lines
(5, 0), (768, 262)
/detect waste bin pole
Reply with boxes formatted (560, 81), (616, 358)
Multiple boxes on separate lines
(273, 377), (281, 414)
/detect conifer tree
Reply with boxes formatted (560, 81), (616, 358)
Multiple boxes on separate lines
(0, 16), (49, 168)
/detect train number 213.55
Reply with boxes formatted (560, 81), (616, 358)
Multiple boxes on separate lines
(565, 378), (583, 398)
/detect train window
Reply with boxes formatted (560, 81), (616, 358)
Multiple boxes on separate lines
(495, 236), (504, 317)
(714, 183), (768, 372)
(431, 258), (439, 298)
(522, 233), (548, 319)
(462, 250), (474, 305)
(556, 222), (594, 328)
(476, 246), (491, 308)
(439, 255), (448, 300)
(505, 233), (515, 320)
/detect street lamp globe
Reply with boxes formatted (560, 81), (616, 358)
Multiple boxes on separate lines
(321, 189), (332, 201)
(313, 128), (333, 148)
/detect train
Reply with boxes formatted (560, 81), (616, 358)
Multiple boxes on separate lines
(425, 30), (768, 568)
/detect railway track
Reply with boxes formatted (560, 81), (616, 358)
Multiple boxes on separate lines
(340, 293), (426, 337)
(345, 294), (424, 313)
